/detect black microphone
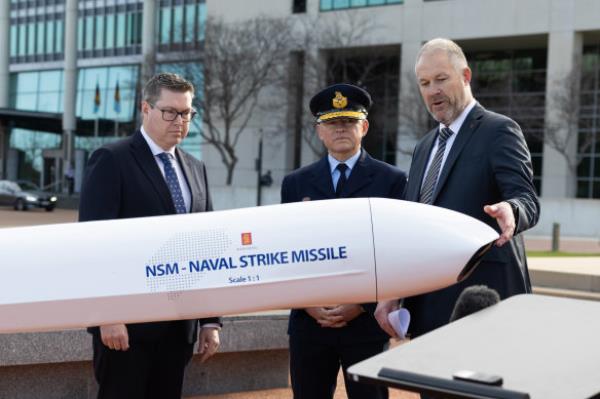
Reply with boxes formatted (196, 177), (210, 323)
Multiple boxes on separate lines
(449, 285), (500, 322)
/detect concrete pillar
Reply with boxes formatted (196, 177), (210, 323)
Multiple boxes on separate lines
(141, 0), (157, 85)
(63, 0), (78, 185)
(0, 0), (11, 179)
(395, 0), (424, 172)
(541, 4), (582, 198)
(0, 0), (9, 108)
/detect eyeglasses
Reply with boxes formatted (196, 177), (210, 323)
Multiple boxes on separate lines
(148, 103), (197, 122)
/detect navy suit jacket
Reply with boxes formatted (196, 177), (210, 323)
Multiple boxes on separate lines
(281, 149), (407, 344)
(403, 104), (540, 337)
(79, 130), (220, 344)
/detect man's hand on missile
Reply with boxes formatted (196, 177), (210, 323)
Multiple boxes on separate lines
(375, 300), (400, 338)
(483, 201), (515, 247)
(198, 327), (220, 363)
(305, 307), (346, 328)
(100, 323), (129, 351)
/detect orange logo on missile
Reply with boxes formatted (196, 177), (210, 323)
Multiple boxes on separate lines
(241, 232), (252, 245)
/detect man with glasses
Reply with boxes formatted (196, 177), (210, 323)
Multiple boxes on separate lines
(79, 73), (220, 399)
(281, 83), (407, 399)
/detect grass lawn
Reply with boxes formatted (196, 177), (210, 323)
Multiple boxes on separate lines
(527, 251), (600, 257)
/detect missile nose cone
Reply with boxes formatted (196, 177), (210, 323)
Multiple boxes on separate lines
(370, 198), (499, 301)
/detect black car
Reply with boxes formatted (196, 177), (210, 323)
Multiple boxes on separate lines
(0, 180), (58, 211)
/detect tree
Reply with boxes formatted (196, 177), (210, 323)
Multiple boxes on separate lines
(533, 68), (596, 195)
(198, 17), (294, 185)
(294, 12), (402, 161)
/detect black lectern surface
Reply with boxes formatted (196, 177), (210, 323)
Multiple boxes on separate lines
(347, 294), (600, 399)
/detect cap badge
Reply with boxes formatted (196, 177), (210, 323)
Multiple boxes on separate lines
(332, 91), (348, 109)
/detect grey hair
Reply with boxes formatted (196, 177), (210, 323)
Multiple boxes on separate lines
(143, 72), (195, 104)
(415, 38), (469, 73)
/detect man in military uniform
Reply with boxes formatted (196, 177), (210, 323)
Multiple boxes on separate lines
(281, 83), (407, 399)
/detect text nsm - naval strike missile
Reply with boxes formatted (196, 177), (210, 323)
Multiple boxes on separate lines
(0, 198), (498, 333)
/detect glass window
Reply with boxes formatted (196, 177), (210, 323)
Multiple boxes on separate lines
(14, 71), (40, 109)
(27, 22), (36, 55)
(77, 17), (84, 50)
(10, 25), (18, 57)
(55, 20), (64, 53)
(105, 13), (114, 49)
(39, 70), (63, 93)
(320, 0), (333, 10)
(198, 3), (206, 41)
(115, 12), (126, 48)
(36, 21), (45, 54)
(321, 0), (402, 10)
(173, 5), (183, 43)
(185, 4), (196, 43)
(95, 14), (104, 49)
(16, 93), (38, 111)
(76, 65), (139, 121)
(160, 7), (171, 44)
(85, 15), (94, 50)
(18, 24), (26, 56)
(45, 20), (55, 54)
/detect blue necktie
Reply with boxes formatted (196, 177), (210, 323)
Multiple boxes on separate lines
(419, 127), (454, 204)
(157, 152), (187, 214)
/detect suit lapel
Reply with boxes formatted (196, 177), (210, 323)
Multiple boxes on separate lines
(343, 150), (374, 197)
(176, 148), (204, 213)
(308, 157), (335, 198)
(129, 131), (175, 213)
(407, 128), (437, 201)
(432, 104), (484, 203)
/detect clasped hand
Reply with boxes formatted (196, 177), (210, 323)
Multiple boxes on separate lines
(305, 304), (364, 328)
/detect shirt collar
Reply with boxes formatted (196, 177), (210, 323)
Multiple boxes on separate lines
(440, 99), (477, 135)
(140, 126), (176, 157)
(328, 148), (361, 175)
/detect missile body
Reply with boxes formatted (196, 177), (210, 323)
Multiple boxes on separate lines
(0, 198), (498, 333)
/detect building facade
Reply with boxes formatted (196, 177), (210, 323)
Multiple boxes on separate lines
(0, 0), (598, 236)
(0, 0), (205, 192)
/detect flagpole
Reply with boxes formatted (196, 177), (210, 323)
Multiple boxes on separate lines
(114, 78), (121, 136)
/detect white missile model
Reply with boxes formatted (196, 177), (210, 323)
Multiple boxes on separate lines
(0, 198), (498, 333)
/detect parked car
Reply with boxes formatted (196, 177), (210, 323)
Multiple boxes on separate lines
(0, 180), (58, 211)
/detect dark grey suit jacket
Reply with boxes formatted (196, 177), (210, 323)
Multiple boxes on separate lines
(281, 149), (407, 344)
(79, 130), (219, 344)
(403, 104), (540, 337)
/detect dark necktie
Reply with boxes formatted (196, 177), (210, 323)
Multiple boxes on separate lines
(419, 127), (454, 204)
(335, 163), (348, 197)
(157, 152), (187, 214)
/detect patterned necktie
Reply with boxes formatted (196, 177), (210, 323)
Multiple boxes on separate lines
(419, 127), (454, 204)
(157, 152), (187, 214)
(335, 163), (348, 198)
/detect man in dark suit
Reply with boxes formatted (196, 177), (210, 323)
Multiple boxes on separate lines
(375, 38), (540, 340)
(79, 73), (221, 399)
(282, 83), (407, 399)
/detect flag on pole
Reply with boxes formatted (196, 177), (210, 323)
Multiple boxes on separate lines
(93, 82), (101, 114)
(113, 80), (121, 114)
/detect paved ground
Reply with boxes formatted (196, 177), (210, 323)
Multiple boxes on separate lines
(195, 372), (418, 399)
(0, 206), (78, 227)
